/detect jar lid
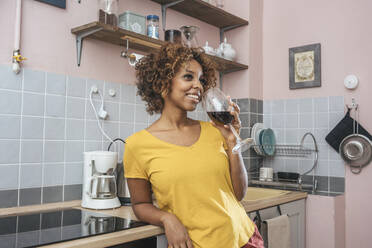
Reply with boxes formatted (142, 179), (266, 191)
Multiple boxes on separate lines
(146, 15), (159, 20)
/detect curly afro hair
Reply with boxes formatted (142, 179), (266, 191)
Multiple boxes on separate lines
(135, 43), (217, 115)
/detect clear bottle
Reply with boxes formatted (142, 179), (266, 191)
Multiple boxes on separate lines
(146, 15), (159, 39)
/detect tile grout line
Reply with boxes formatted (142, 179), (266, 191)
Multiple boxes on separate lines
(40, 71), (47, 204)
(17, 68), (25, 207)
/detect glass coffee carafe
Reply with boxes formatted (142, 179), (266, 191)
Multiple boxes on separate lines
(180, 25), (200, 48)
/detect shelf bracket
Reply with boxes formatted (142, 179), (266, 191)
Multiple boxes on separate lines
(161, 0), (185, 32)
(219, 24), (245, 42)
(75, 27), (103, 66)
(219, 72), (224, 90)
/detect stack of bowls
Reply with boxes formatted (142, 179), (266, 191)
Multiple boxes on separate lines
(251, 123), (276, 156)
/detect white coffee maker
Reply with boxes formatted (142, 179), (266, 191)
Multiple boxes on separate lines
(82, 151), (121, 209)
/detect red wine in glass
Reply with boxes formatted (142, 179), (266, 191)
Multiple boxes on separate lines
(207, 111), (234, 125)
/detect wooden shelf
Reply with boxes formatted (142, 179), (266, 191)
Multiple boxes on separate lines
(150, 0), (248, 29)
(71, 22), (248, 74)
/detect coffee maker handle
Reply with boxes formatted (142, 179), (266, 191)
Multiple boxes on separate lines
(89, 176), (98, 198)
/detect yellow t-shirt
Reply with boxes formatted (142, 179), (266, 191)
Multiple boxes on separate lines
(124, 121), (255, 248)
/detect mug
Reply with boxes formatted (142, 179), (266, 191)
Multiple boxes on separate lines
(128, 53), (145, 66)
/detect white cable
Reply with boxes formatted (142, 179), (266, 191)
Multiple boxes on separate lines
(89, 88), (118, 157)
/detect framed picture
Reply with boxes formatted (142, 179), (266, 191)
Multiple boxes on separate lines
(289, 43), (321, 89)
(35, 0), (66, 9)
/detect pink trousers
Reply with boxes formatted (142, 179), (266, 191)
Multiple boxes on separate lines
(241, 224), (265, 248)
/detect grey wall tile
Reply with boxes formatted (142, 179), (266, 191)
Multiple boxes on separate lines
(65, 141), (84, 162)
(285, 158), (299, 172)
(46, 95), (65, 118)
(45, 118), (65, 140)
(237, 98), (249, 113)
(135, 93), (144, 104)
(21, 141), (43, 163)
(250, 99), (258, 113)
(249, 113), (258, 127)
(315, 176), (329, 192)
(329, 112), (344, 129)
(329, 96), (344, 112)
(314, 160), (329, 176)
(23, 93), (44, 116)
(0, 65), (22, 90)
(104, 81), (121, 102)
(263, 115), (272, 128)
(120, 104), (135, 122)
(66, 97), (85, 119)
(19, 187), (41, 206)
(85, 99), (101, 120)
(285, 129), (299, 144)
(257, 114), (263, 123)
(315, 112), (329, 129)
(299, 113), (313, 129)
(23, 68), (45, 93)
(298, 159), (315, 174)
(272, 100), (285, 113)
(187, 111), (197, 119)
(285, 99), (298, 113)
(272, 114), (285, 128)
(17, 230), (40, 246)
(46, 72), (66, 95)
(314, 97), (329, 113)
(43, 163), (64, 186)
(240, 128), (250, 140)
(64, 163), (83, 185)
(105, 101), (120, 121)
(0, 165), (19, 190)
(0, 140), (20, 164)
(120, 123), (134, 139)
(85, 141), (102, 152)
(257, 100), (263, 113)
(240, 113), (249, 127)
(64, 184), (82, 201)
(273, 129), (285, 144)
(0, 189), (18, 208)
(66, 119), (84, 140)
(285, 114), (298, 129)
(43, 186), (63, 204)
(329, 148), (341, 160)
(0, 90), (22, 114)
(121, 84), (136, 104)
(329, 160), (345, 177)
(329, 177), (345, 193)
(20, 164), (42, 188)
(263, 100), (271, 114)
(85, 120), (102, 141)
(103, 122), (119, 139)
(317, 144), (329, 160)
(87, 79), (104, 101)
(299, 98), (313, 113)
(0, 116), (20, 139)
(314, 128), (329, 144)
(44, 141), (64, 163)
(67, 76), (86, 98)
(135, 104), (149, 123)
(21, 117), (44, 139)
(135, 123), (148, 132)
(41, 227), (62, 244)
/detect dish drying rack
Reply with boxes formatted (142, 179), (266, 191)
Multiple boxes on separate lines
(250, 132), (319, 193)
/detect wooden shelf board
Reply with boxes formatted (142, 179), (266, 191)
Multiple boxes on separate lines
(71, 22), (248, 74)
(151, 0), (248, 29)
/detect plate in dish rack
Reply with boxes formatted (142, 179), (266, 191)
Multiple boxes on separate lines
(251, 123), (265, 155)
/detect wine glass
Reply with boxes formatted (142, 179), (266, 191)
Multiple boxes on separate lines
(202, 87), (253, 154)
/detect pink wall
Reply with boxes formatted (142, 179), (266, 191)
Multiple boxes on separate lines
(262, 0), (372, 247)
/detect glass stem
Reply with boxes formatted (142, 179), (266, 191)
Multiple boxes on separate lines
(228, 124), (241, 142)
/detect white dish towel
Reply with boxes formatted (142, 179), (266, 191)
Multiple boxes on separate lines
(263, 214), (291, 248)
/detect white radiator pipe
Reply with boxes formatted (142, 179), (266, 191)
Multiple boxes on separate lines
(13, 0), (22, 74)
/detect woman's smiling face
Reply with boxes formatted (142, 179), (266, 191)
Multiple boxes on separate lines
(163, 59), (204, 112)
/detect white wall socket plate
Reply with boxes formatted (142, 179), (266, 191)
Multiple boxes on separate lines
(344, 74), (358, 89)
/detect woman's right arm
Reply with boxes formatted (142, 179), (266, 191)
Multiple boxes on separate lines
(127, 178), (194, 248)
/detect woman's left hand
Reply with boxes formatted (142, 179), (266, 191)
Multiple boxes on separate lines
(210, 96), (241, 147)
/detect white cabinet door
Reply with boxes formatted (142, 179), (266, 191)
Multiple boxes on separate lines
(248, 199), (306, 248)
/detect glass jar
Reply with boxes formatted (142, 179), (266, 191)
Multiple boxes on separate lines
(98, 0), (118, 26)
(146, 15), (159, 39)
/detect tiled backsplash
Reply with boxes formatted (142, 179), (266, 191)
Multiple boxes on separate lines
(0, 65), (158, 208)
(263, 97), (346, 195)
(0, 64), (344, 208)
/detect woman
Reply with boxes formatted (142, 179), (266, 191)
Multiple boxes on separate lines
(124, 43), (264, 248)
